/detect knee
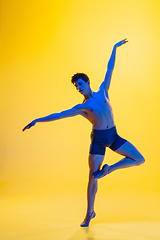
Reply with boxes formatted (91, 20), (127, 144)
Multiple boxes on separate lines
(88, 177), (97, 194)
(89, 175), (97, 185)
(89, 168), (98, 181)
(92, 182), (98, 194)
(136, 155), (145, 166)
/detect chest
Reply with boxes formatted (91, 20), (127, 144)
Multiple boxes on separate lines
(85, 93), (112, 114)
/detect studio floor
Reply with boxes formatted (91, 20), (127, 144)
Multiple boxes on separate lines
(0, 191), (160, 240)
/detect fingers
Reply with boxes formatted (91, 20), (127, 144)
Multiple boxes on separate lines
(118, 38), (128, 47)
(115, 38), (128, 48)
(22, 124), (31, 132)
(122, 38), (127, 42)
(22, 126), (27, 132)
(121, 38), (128, 44)
(22, 126), (28, 132)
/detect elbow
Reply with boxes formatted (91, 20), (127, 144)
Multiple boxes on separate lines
(58, 112), (64, 119)
(136, 156), (145, 166)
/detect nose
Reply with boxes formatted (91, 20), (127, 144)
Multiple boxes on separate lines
(78, 86), (82, 92)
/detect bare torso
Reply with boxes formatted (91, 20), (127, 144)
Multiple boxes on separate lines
(80, 89), (115, 130)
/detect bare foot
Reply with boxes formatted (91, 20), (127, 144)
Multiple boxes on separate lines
(93, 164), (109, 179)
(80, 211), (96, 227)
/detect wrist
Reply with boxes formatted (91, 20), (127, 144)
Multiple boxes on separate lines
(113, 45), (117, 50)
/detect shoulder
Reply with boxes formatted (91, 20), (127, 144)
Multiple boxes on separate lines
(73, 103), (88, 113)
(96, 84), (110, 100)
(73, 103), (88, 117)
(74, 103), (86, 110)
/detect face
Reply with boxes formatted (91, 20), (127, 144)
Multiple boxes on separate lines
(74, 78), (89, 95)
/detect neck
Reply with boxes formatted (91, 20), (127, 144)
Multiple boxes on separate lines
(83, 88), (93, 102)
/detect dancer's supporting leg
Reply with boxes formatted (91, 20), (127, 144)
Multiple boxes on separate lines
(80, 154), (105, 227)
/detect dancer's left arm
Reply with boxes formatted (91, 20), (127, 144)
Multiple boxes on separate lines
(100, 38), (128, 94)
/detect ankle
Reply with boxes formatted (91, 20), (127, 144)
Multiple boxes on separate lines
(108, 165), (115, 174)
(86, 210), (94, 215)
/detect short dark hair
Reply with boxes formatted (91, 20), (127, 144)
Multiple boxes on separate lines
(71, 73), (90, 84)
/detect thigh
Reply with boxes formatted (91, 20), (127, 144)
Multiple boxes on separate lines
(88, 154), (105, 175)
(114, 140), (143, 160)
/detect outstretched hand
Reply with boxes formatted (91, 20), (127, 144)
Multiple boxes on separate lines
(22, 120), (36, 132)
(115, 38), (128, 48)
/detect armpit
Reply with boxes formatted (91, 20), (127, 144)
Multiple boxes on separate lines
(97, 82), (110, 100)
(79, 110), (88, 117)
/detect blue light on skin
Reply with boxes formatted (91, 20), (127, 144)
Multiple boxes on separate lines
(22, 38), (145, 228)
(74, 78), (93, 101)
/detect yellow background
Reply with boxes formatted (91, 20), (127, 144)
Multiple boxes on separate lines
(1, 0), (160, 239)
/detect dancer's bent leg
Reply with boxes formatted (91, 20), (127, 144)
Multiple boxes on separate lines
(109, 141), (145, 173)
(94, 141), (145, 179)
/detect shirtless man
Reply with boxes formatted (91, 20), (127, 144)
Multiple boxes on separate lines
(23, 38), (145, 227)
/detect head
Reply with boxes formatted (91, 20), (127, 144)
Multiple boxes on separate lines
(71, 73), (91, 96)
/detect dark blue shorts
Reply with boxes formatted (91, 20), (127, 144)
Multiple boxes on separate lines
(89, 126), (127, 155)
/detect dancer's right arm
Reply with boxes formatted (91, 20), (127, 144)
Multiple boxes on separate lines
(22, 104), (84, 131)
